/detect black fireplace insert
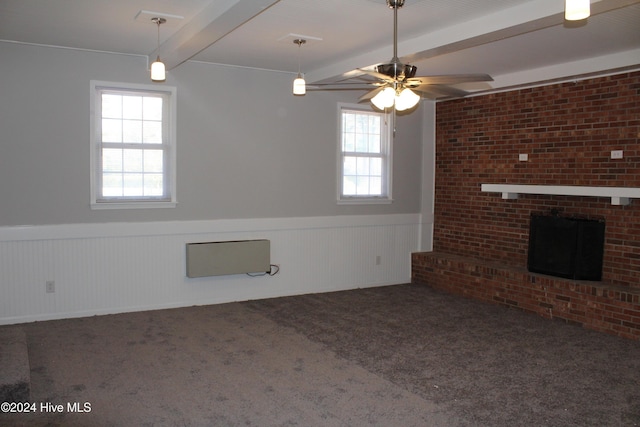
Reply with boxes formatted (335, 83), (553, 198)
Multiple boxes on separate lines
(527, 213), (605, 281)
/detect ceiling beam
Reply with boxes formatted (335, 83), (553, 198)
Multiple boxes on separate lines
(488, 50), (640, 91)
(305, 0), (639, 85)
(400, 0), (640, 66)
(150, 0), (280, 71)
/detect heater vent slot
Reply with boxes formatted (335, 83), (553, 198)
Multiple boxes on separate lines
(186, 240), (270, 278)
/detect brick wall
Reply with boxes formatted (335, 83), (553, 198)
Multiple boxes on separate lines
(412, 71), (640, 339)
(433, 71), (640, 288)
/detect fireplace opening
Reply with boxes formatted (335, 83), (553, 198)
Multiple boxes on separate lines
(527, 213), (605, 281)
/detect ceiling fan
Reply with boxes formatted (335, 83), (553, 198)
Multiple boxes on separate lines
(335, 0), (493, 111)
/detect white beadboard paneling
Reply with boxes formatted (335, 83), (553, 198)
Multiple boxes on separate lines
(0, 214), (420, 325)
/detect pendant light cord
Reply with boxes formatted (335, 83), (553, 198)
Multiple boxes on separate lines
(294, 39), (306, 77)
(156, 20), (160, 56)
(152, 17), (166, 60)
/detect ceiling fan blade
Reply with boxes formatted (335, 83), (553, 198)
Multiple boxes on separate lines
(307, 82), (377, 89)
(357, 68), (395, 82)
(412, 89), (442, 99)
(308, 80), (384, 91)
(306, 83), (376, 91)
(358, 86), (386, 102)
(406, 74), (493, 86)
(337, 68), (374, 81)
(413, 84), (469, 98)
(311, 82), (378, 87)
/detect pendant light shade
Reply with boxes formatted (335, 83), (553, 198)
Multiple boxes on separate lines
(151, 17), (166, 82)
(292, 39), (306, 96)
(151, 56), (166, 82)
(293, 75), (306, 95)
(565, 0), (590, 21)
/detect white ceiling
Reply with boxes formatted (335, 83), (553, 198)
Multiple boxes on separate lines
(1, 0), (639, 97)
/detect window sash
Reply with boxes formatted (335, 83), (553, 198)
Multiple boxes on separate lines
(98, 143), (170, 201)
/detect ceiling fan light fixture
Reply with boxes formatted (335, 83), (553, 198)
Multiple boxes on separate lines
(565, 0), (590, 21)
(394, 88), (420, 111)
(150, 17), (166, 82)
(371, 87), (396, 110)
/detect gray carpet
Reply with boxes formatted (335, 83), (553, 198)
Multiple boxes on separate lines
(1, 283), (639, 426)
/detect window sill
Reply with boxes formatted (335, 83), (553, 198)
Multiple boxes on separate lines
(91, 201), (177, 210)
(337, 198), (393, 205)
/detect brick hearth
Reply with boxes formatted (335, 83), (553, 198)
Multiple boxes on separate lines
(412, 252), (640, 340)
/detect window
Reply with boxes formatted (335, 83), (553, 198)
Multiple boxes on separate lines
(338, 104), (392, 204)
(90, 81), (176, 209)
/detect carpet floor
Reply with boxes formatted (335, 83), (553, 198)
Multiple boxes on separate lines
(1, 283), (639, 426)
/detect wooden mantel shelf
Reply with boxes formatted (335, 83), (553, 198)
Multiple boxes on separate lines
(481, 184), (640, 206)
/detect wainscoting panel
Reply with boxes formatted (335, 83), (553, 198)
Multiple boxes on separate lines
(0, 214), (420, 325)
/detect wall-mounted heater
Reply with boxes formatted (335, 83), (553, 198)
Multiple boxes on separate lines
(186, 239), (270, 278)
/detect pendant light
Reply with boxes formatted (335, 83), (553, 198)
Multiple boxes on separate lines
(565, 0), (590, 21)
(292, 39), (306, 96)
(150, 17), (166, 82)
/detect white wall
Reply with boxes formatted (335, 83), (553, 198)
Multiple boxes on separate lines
(0, 42), (430, 324)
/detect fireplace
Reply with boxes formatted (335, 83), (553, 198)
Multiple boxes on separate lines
(527, 213), (605, 281)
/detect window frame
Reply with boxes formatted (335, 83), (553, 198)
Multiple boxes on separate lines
(337, 103), (393, 205)
(90, 80), (177, 210)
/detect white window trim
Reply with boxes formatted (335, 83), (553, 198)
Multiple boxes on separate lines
(90, 80), (177, 210)
(337, 103), (393, 205)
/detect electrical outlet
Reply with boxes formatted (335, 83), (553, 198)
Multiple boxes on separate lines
(518, 153), (528, 162)
(46, 280), (55, 293)
(611, 150), (623, 159)
(375, 255), (381, 265)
